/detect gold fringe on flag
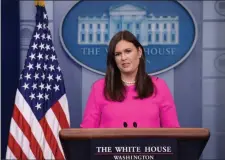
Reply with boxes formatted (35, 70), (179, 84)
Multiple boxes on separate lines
(34, 0), (45, 7)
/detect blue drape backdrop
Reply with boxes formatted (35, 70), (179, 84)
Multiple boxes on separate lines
(1, 0), (20, 158)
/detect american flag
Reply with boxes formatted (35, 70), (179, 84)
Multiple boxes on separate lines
(6, 2), (70, 159)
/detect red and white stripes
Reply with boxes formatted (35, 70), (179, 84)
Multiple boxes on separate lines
(6, 89), (70, 160)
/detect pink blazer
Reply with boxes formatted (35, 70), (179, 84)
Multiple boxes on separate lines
(80, 76), (180, 128)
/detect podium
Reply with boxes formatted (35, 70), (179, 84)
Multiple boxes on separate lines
(59, 128), (210, 160)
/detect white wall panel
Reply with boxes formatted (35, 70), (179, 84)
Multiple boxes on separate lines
(203, 22), (225, 48)
(202, 79), (225, 105)
(202, 51), (225, 77)
(203, 1), (225, 20)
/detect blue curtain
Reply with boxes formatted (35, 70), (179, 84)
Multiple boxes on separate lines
(1, 0), (20, 158)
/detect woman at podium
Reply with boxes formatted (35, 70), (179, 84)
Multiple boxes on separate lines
(80, 30), (180, 128)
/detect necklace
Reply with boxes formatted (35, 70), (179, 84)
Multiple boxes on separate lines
(122, 79), (136, 85)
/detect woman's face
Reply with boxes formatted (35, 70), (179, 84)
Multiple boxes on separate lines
(114, 40), (142, 75)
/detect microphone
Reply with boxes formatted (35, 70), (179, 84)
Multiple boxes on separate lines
(133, 122), (137, 128)
(123, 122), (128, 128)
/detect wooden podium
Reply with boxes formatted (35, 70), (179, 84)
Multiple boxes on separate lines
(59, 128), (210, 160)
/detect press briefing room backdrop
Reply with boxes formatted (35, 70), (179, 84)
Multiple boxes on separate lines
(2, 0), (225, 159)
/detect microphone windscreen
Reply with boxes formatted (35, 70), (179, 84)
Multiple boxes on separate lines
(123, 122), (128, 128)
(133, 122), (137, 128)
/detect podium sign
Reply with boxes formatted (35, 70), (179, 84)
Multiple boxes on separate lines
(91, 138), (177, 160)
(59, 128), (210, 160)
